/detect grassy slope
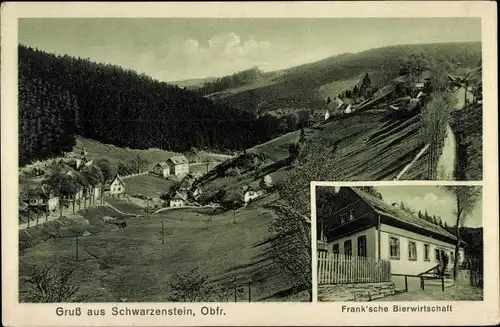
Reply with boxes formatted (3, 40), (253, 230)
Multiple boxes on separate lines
(200, 111), (427, 198)
(19, 195), (297, 302)
(124, 174), (176, 198)
(74, 138), (179, 170)
(312, 112), (427, 180)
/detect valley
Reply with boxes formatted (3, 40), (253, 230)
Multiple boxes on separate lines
(17, 39), (483, 303)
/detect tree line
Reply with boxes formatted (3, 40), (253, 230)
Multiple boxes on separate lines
(19, 46), (287, 166)
(198, 67), (263, 95)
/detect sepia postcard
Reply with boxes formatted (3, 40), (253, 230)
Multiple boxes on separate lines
(1, 1), (498, 326)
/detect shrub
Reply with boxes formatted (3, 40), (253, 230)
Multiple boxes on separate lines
(167, 268), (244, 302)
(21, 264), (82, 303)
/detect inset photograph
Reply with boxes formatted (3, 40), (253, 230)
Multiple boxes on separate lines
(315, 184), (483, 302)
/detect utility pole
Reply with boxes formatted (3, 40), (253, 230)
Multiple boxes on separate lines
(75, 235), (79, 261)
(233, 276), (237, 302)
(161, 221), (165, 244)
(248, 281), (251, 302)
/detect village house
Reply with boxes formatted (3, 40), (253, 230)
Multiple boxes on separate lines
(108, 174), (126, 196)
(166, 155), (189, 177)
(319, 187), (465, 276)
(153, 161), (170, 178)
(324, 109), (330, 121)
(28, 185), (59, 212)
(170, 191), (187, 207)
(191, 185), (203, 199)
(243, 186), (260, 203)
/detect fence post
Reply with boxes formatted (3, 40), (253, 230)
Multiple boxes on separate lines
(248, 281), (251, 302)
(405, 275), (408, 292)
(441, 274), (445, 292)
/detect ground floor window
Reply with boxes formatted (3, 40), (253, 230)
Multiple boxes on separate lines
(344, 240), (352, 256)
(332, 243), (339, 254)
(435, 248), (440, 261)
(389, 237), (400, 259)
(424, 244), (430, 261)
(357, 235), (367, 257)
(408, 241), (417, 261)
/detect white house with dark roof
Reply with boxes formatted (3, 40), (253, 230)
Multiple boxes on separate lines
(167, 155), (189, 177)
(170, 190), (187, 207)
(153, 161), (170, 177)
(109, 174), (126, 196)
(319, 187), (465, 276)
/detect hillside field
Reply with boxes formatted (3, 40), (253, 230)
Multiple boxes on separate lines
(19, 195), (305, 302)
(124, 174), (176, 198)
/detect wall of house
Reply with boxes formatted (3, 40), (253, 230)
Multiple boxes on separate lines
(47, 197), (59, 211)
(169, 162), (189, 176)
(244, 191), (259, 203)
(327, 227), (377, 258)
(170, 199), (185, 207)
(318, 282), (396, 302)
(380, 223), (463, 275)
(110, 180), (125, 194)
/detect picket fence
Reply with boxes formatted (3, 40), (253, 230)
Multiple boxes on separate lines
(317, 252), (391, 284)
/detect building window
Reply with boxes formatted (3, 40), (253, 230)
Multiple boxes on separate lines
(344, 240), (352, 256)
(349, 209), (354, 221)
(450, 251), (454, 262)
(332, 243), (339, 254)
(389, 237), (400, 259)
(424, 244), (430, 261)
(118, 187), (122, 192)
(408, 241), (417, 261)
(435, 249), (440, 261)
(339, 212), (347, 224)
(357, 235), (367, 257)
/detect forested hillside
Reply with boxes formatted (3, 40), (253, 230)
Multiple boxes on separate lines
(18, 46), (286, 166)
(206, 42), (482, 114)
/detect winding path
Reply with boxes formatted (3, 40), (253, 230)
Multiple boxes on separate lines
(436, 124), (456, 180)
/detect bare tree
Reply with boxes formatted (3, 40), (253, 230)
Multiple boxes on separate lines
(440, 186), (482, 282)
(270, 138), (342, 301)
(419, 92), (456, 179)
(22, 264), (81, 303)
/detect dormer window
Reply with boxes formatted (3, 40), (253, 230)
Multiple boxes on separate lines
(349, 209), (354, 221)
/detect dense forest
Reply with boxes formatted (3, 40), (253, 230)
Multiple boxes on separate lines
(18, 46), (287, 166)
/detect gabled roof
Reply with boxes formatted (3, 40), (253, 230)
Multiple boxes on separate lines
(156, 161), (168, 168)
(167, 155), (189, 165)
(349, 187), (457, 241)
(111, 174), (125, 186)
(172, 191), (187, 201)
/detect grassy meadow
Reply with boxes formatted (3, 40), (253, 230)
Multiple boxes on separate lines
(19, 195), (304, 302)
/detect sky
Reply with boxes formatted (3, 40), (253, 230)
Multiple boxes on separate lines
(375, 185), (483, 228)
(18, 18), (481, 82)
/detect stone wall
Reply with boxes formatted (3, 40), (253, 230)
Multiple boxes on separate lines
(318, 282), (396, 302)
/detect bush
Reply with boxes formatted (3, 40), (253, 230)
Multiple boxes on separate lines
(167, 268), (243, 302)
(21, 264), (83, 303)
